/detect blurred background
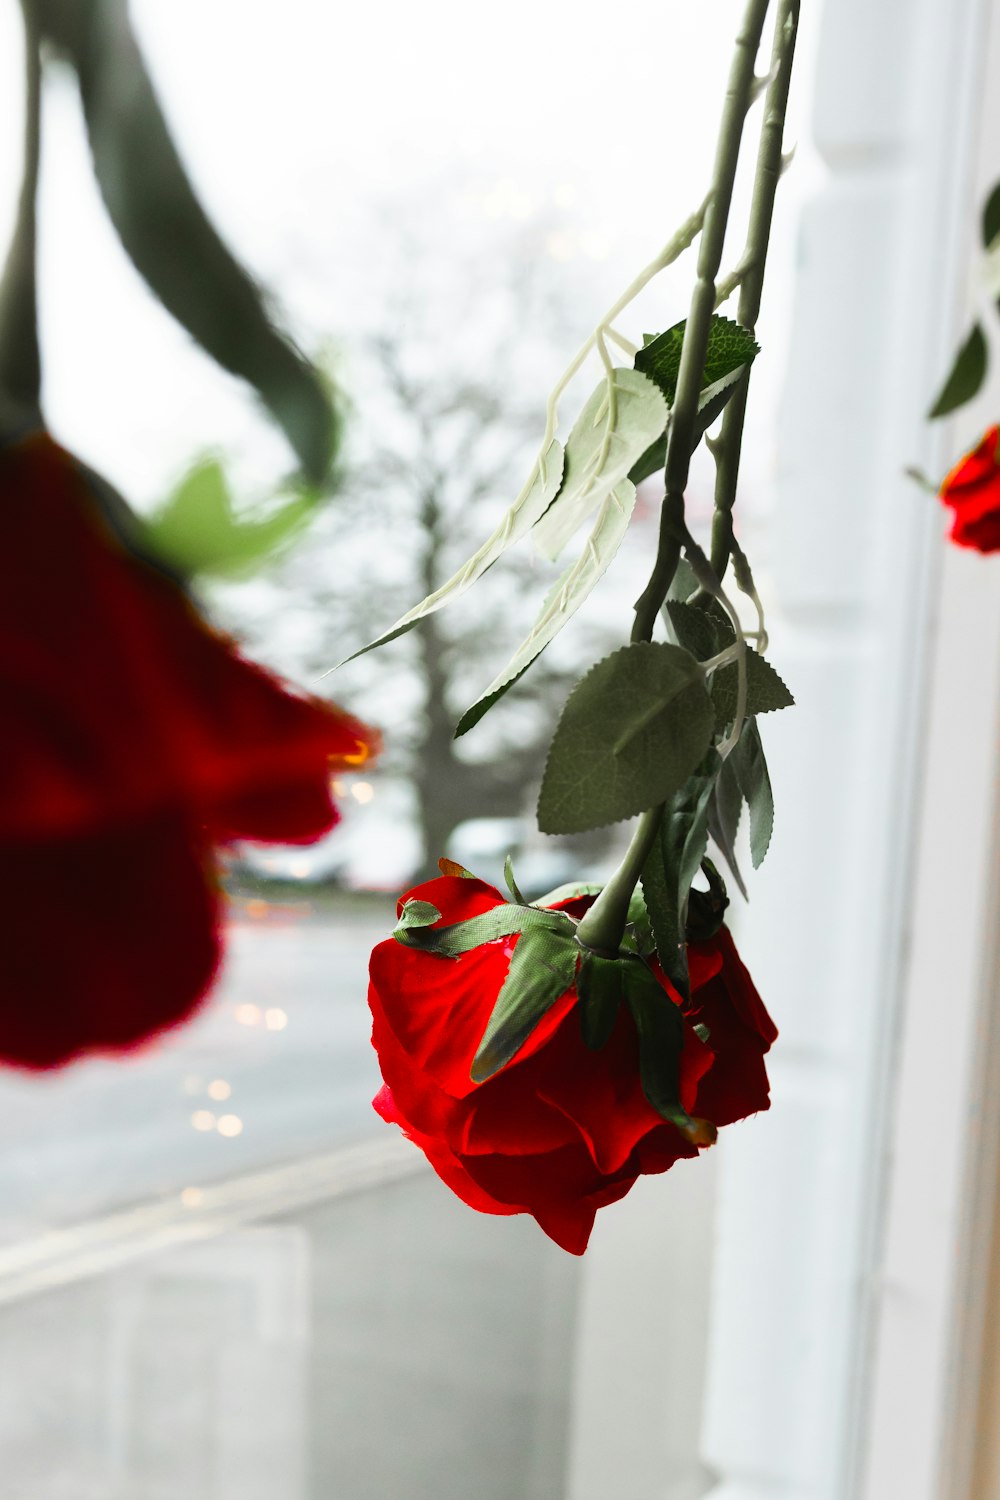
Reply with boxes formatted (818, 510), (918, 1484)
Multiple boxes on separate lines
(2, 1), (999, 1498)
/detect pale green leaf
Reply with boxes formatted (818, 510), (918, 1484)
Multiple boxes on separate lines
(455, 479), (637, 736)
(395, 901), (572, 956)
(342, 436), (565, 663)
(531, 370), (667, 560)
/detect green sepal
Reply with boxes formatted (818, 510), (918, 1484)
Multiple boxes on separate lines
(537, 642), (715, 835)
(639, 751), (720, 1000)
(504, 855), (529, 906)
(471, 924), (580, 1081)
(928, 322), (988, 419)
(685, 858), (730, 943)
(577, 952), (625, 1051)
(394, 900), (573, 956)
(624, 963), (699, 1133)
(534, 881), (603, 907)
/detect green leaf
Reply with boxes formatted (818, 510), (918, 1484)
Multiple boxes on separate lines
(667, 557), (699, 603)
(727, 718), (774, 869)
(455, 479), (637, 735)
(537, 643), (715, 835)
(531, 370), (667, 560)
(639, 752), (720, 999)
(471, 924), (579, 1081)
(928, 323), (988, 419)
(983, 180), (1000, 248)
(395, 899), (442, 931)
(634, 316), (759, 406)
(711, 650), (795, 730)
(343, 437), (565, 663)
(534, 880), (604, 907)
(577, 953), (625, 1050)
(395, 901), (573, 955)
(664, 600), (721, 661)
(707, 761), (748, 900)
(141, 457), (314, 578)
(37, 0), (336, 483)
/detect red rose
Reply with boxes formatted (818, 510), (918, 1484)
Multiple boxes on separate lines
(368, 874), (776, 1254)
(2, 431), (378, 1067)
(938, 425), (1000, 553)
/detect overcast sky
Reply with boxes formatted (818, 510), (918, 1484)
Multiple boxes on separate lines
(0, 0), (821, 513)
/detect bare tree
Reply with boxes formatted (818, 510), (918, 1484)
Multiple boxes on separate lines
(212, 198), (619, 878)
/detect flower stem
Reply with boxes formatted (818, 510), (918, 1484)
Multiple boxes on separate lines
(0, 0), (42, 439)
(581, 0), (774, 958)
(708, 0), (800, 586)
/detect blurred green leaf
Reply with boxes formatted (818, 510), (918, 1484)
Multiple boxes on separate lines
(142, 457), (314, 578)
(928, 323), (987, 419)
(727, 718), (774, 869)
(35, 0), (337, 482)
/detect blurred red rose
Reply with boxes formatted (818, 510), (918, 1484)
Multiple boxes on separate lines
(2, 431), (378, 1067)
(938, 425), (1000, 553)
(368, 874), (776, 1254)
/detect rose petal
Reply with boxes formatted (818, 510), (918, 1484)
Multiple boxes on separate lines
(0, 810), (221, 1068)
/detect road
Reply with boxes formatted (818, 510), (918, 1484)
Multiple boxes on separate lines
(0, 894), (396, 1245)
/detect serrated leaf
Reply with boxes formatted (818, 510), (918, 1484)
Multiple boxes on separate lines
(37, 0), (336, 482)
(639, 752), (720, 999)
(537, 643), (715, 835)
(928, 323), (988, 419)
(471, 924), (579, 1081)
(634, 315), (759, 406)
(983, 180), (1000, 248)
(344, 437), (565, 664)
(142, 457), (313, 578)
(577, 953), (625, 1050)
(711, 650), (795, 730)
(727, 718), (774, 869)
(395, 901), (572, 955)
(707, 762), (748, 901)
(531, 370), (667, 560)
(627, 354), (752, 486)
(664, 600), (722, 661)
(455, 479), (636, 736)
